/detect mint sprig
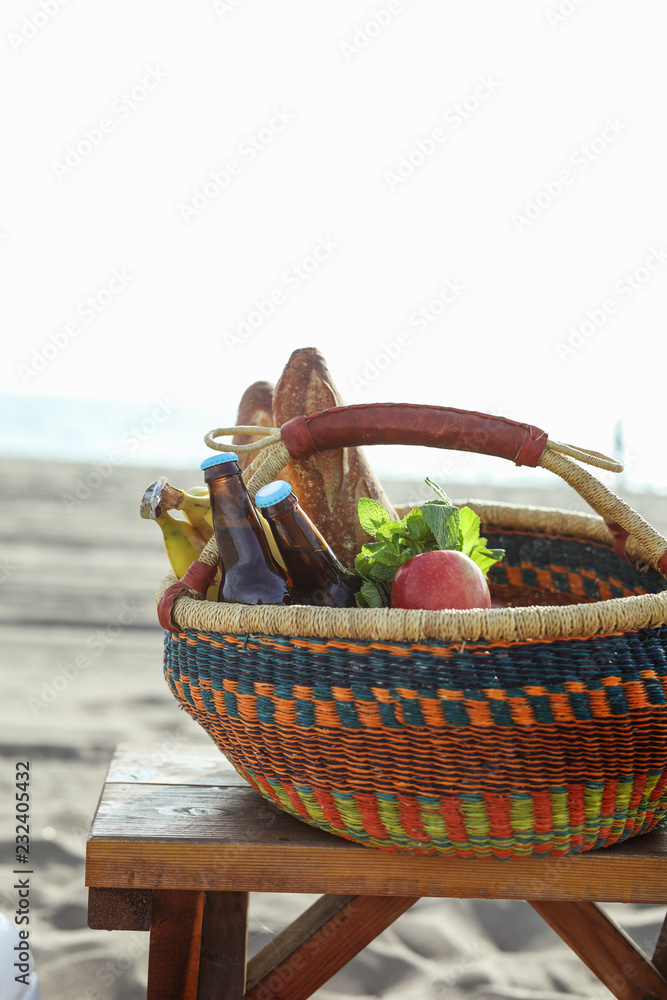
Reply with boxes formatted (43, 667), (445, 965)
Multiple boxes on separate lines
(354, 480), (504, 608)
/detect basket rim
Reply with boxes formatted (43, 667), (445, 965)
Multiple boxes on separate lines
(160, 500), (667, 644)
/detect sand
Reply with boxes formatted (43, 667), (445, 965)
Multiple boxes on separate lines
(2, 456), (666, 999)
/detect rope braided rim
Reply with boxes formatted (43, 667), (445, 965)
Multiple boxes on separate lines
(159, 427), (667, 643)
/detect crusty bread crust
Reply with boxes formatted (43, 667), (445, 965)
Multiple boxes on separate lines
(232, 380), (275, 471)
(273, 348), (397, 568)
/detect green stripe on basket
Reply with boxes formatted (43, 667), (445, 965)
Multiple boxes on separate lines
(417, 794), (449, 842)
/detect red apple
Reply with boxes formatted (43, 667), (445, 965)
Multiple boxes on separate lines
(391, 550), (491, 611)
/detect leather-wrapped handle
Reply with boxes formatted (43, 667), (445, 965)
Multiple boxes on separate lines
(281, 403), (548, 467)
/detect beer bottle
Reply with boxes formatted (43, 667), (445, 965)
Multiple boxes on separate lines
(201, 454), (293, 606)
(254, 480), (361, 608)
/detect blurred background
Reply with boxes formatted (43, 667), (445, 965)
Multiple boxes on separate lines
(1, 2), (666, 997)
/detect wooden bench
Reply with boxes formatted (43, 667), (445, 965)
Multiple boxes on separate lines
(85, 741), (667, 1000)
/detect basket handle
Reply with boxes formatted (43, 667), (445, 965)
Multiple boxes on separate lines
(282, 403), (549, 467)
(274, 403), (667, 574)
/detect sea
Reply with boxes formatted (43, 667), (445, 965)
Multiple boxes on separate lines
(2, 392), (664, 495)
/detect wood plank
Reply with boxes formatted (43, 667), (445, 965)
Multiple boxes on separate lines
(530, 900), (667, 1000)
(105, 741), (245, 787)
(245, 894), (420, 1000)
(85, 780), (667, 903)
(147, 890), (204, 1000)
(87, 887), (152, 930)
(196, 891), (248, 1000)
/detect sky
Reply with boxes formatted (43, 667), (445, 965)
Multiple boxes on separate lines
(1, 0), (666, 491)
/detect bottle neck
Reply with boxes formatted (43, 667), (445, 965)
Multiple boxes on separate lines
(208, 471), (272, 565)
(261, 495), (328, 553)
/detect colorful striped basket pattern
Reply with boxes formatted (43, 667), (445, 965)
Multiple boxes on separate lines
(163, 528), (667, 858)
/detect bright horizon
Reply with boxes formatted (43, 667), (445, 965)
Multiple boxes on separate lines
(1, 1), (665, 493)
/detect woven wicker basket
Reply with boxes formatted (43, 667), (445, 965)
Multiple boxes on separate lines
(159, 405), (667, 859)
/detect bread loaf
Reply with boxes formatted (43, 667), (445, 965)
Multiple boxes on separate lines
(232, 380), (275, 471)
(272, 348), (397, 568)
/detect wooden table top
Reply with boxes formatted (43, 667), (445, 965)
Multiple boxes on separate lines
(85, 741), (667, 902)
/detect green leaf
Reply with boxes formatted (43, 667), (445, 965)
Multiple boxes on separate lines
(468, 540), (504, 576)
(458, 507), (481, 556)
(421, 502), (460, 550)
(356, 579), (388, 608)
(357, 498), (392, 538)
(424, 477), (452, 505)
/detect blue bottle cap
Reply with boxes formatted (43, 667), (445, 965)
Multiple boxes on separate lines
(254, 480), (292, 508)
(200, 452), (239, 470)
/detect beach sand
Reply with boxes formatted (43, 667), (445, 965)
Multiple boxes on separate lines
(2, 456), (666, 999)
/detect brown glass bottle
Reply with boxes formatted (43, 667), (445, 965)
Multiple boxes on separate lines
(254, 480), (361, 608)
(202, 454), (293, 606)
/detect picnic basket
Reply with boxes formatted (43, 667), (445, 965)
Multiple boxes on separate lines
(158, 404), (667, 859)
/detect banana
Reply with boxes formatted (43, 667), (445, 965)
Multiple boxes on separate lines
(140, 478), (214, 542)
(152, 510), (206, 579)
(141, 478), (219, 598)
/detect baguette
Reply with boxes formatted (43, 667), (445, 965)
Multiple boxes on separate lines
(232, 380), (276, 471)
(272, 347), (397, 568)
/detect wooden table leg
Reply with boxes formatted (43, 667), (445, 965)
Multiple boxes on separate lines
(531, 900), (667, 1000)
(245, 894), (420, 1000)
(652, 910), (667, 978)
(197, 891), (249, 1000)
(147, 890), (204, 1000)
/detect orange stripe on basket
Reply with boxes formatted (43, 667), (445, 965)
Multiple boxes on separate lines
(372, 687), (397, 703)
(311, 785), (348, 832)
(355, 701), (386, 728)
(464, 700), (495, 727)
(273, 697), (296, 728)
(567, 784), (586, 849)
(437, 689), (464, 700)
(535, 568), (555, 591)
(531, 788), (553, 834)
(397, 793), (431, 844)
(623, 680), (650, 710)
(234, 692), (258, 723)
(439, 796), (475, 856)
(601, 675), (622, 687)
(293, 685), (313, 700)
(523, 685), (547, 697)
(396, 687), (419, 699)
(355, 790), (391, 840)
(547, 692), (577, 722)
(331, 686), (354, 701)
(419, 698), (447, 727)
(507, 697), (536, 726)
(314, 701), (342, 728)
(587, 689), (613, 717)
(212, 689), (228, 716)
(563, 680), (587, 693)
(484, 791), (515, 856)
(485, 688), (508, 700)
